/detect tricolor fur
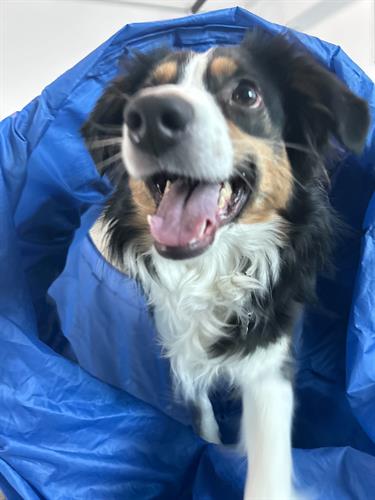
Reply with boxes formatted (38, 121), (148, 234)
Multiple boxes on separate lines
(83, 30), (369, 500)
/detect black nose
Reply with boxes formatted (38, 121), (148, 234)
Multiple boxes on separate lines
(124, 94), (194, 156)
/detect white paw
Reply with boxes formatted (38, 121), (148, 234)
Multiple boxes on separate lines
(200, 418), (221, 444)
(244, 484), (308, 500)
(200, 427), (221, 444)
(244, 487), (305, 500)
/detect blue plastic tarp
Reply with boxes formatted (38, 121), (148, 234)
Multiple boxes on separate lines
(0, 7), (375, 499)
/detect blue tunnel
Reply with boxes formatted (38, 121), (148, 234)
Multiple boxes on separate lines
(0, 7), (374, 499)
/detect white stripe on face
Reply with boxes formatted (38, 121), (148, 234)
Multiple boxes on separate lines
(180, 49), (213, 88)
(122, 49), (233, 183)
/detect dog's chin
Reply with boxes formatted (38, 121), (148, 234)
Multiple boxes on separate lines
(154, 233), (215, 260)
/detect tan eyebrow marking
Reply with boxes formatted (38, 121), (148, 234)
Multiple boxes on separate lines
(153, 61), (178, 83)
(209, 56), (238, 78)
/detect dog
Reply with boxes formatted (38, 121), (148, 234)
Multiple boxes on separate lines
(82, 30), (369, 499)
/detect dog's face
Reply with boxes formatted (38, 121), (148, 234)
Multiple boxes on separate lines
(83, 31), (369, 261)
(122, 45), (292, 260)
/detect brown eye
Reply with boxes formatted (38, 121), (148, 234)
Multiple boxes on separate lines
(231, 80), (261, 107)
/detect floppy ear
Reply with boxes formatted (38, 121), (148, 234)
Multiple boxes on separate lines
(287, 56), (370, 154)
(242, 30), (370, 154)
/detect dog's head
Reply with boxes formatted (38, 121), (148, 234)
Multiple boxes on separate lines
(83, 31), (369, 261)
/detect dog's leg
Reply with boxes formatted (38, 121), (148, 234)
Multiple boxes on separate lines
(241, 374), (296, 500)
(195, 393), (221, 444)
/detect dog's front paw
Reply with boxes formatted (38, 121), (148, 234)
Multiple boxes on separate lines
(244, 484), (305, 500)
(199, 418), (221, 444)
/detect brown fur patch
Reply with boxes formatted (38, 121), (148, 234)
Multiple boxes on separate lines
(128, 178), (155, 247)
(209, 56), (238, 79)
(228, 122), (293, 224)
(153, 61), (178, 84)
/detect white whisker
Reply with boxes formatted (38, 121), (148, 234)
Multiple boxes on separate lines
(97, 152), (123, 170)
(89, 138), (123, 150)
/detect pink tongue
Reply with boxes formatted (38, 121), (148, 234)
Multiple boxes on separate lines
(149, 179), (221, 247)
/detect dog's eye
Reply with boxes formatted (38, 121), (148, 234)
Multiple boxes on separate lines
(231, 80), (261, 107)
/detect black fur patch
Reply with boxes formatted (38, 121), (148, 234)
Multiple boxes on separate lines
(82, 30), (369, 359)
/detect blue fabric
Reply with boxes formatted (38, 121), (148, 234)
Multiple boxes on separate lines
(0, 7), (374, 499)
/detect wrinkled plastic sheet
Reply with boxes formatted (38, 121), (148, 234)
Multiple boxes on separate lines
(0, 7), (374, 499)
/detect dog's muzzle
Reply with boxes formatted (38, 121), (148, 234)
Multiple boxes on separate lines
(122, 90), (254, 260)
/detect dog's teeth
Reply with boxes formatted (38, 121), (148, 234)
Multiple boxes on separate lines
(191, 221), (207, 243)
(147, 215), (152, 226)
(198, 221), (207, 238)
(218, 181), (232, 208)
(164, 180), (171, 194)
(222, 181), (232, 198)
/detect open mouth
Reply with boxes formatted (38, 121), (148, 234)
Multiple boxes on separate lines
(145, 166), (255, 259)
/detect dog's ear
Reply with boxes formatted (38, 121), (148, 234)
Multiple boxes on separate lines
(244, 30), (370, 154)
(286, 55), (370, 154)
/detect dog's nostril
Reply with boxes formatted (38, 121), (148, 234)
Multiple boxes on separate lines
(125, 95), (193, 154)
(127, 110), (143, 131)
(160, 110), (186, 132)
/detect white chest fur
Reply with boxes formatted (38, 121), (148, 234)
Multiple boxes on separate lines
(91, 218), (288, 401)
(91, 217), (298, 499)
